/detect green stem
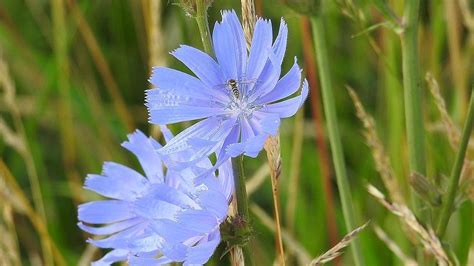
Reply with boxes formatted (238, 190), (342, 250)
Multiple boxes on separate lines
(310, 15), (364, 266)
(232, 156), (254, 266)
(195, 0), (213, 55)
(437, 92), (474, 237)
(401, 0), (427, 194)
(400, 1), (427, 262)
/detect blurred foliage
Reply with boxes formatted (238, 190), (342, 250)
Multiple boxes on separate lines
(0, 0), (473, 265)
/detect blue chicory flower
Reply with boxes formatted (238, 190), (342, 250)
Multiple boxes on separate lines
(146, 10), (308, 169)
(77, 129), (233, 265)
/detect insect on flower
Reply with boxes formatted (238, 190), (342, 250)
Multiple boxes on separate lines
(77, 128), (233, 265)
(215, 78), (258, 101)
(146, 10), (308, 169)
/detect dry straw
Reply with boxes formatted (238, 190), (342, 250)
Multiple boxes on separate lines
(347, 87), (405, 204)
(309, 221), (369, 266)
(367, 184), (451, 266)
(250, 204), (312, 265)
(425, 73), (461, 149)
(0, 51), (55, 265)
(426, 72), (474, 202)
(373, 225), (417, 266)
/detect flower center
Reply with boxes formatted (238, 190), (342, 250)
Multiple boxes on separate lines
(224, 80), (262, 118)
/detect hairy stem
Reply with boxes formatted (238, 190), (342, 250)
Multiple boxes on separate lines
(231, 156), (254, 266)
(310, 15), (364, 266)
(195, 0), (213, 55)
(437, 92), (474, 237)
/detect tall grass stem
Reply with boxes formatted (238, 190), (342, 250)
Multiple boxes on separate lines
(437, 91), (474, 237)
(400, 0), (426, 214)
(299, 16), (339, 251)
(400, 1), (427, 261)
(310, 15), (364, 266)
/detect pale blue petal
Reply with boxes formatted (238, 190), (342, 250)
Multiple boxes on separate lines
(129, 255), (172, 266)
(226, 134), (267, 158)
(225, 10), (247, 78)
(176, 209), (219, 233)
(143, 184), (200, 209)
(102, 162), (149, 190)
(151, 220), (200, 243)
(165, 169), (196, 195)
(159, 116), (237, 168)
(128, 234), (165, 253)
(213, 10), (247, 80)
(171, 45), (225, 89)
(216, 123), (240, 159)
(149, 67), (226, 101)
(122, 130), (164, 183)
(91, 249), (129, 266)
(84, 162), (149, 201)
(256, 59), (301, 104)
(216, 159), (234, 201)
(240, 117), (256, 142)
(246, 19), (273, 82)
(78, 200), (134, 224)
(134, 196), (182, 220)
(146, 88), (226, 124)
(184, 231), (221, 265)
(263, 79), (308, 118)
(213, 18), (236, 80)
(161, 243), (187, 262)
(78, 218), (142, 235)
(88, 223), (147, 248)
(272, 18), (288, 66)
(197, 189), (228, 219)
(159, 125), (174, 143)
(246, 112), (280, 136)
(248, 19), (288, 100)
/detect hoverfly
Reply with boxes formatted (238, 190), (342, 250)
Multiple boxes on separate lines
(227, 79), (240, 99)
(216, 78), (258, 101)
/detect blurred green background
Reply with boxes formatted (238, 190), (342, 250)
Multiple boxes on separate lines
(0, 0), (473, 265)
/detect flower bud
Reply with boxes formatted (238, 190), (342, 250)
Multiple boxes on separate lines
(283, 0), (320, 16)
(409, 172), (442, 207)
(174, 0), (213, 17)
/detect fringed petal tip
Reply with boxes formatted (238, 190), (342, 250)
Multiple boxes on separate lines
(300, 78), (310, 106)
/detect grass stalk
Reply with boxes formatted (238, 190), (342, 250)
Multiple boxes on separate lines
(400, 1), (428, 262)
(437, 92), (474, 237)
(285, 109), (304, 233)
(0, 160), (66, 266)
(264, 135), (285, 266)
(310, 15), (364, 266)
(52, 0), (82, 206)
(0, 50), (53, 265)
(443, 0), (466, 119)
(67, 0), (135, 132)
(400, 0), (426, 214)
(300, 16), (339, 251)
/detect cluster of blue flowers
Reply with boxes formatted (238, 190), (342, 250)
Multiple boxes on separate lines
(78, 10), (307, 265)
